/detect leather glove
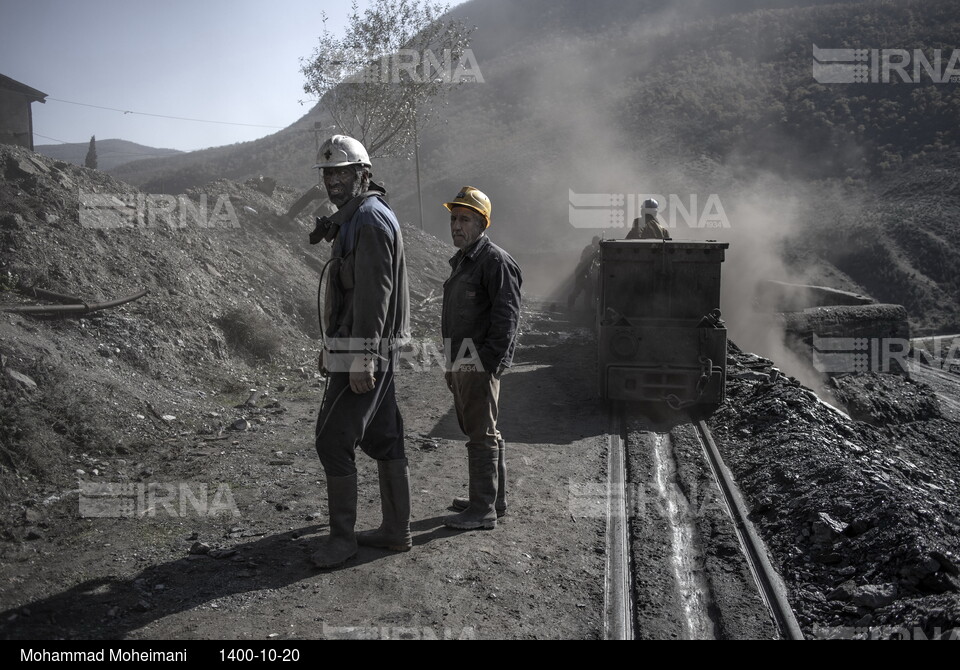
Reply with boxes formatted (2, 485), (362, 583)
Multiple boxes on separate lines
(309, 216), (340, 245)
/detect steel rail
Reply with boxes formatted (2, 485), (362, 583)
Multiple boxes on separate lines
(603, 405), (634, 640)
(693, 419), (805, 640)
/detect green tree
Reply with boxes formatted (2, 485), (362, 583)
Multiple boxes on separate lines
(84, 136), (98, 169)
(299, 0), (475, 158)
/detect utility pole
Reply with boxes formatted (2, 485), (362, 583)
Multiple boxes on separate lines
(414, 114), (424, 230)
(314, 122), (324, 187)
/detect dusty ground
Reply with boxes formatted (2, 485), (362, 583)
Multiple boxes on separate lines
(0, 299), (784, 642)
(0, 145), (609, 640)
(0, 304), (609, 640)
(2, 145), (959, 641)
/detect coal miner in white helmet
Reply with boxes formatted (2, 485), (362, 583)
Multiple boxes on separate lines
(626, 198), (671, 240)
(308, 135), (411, 568)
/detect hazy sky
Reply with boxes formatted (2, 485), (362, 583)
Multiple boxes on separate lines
(0, 0), (399, 151)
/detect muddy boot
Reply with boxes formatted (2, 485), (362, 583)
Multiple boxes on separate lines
(452, 440), (507, 517)
(356, 458), (412, 552)
(445, 446), (499, 530)
(310, 473), (358, 568)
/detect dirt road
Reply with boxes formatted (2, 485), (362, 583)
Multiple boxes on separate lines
(1, 304), (613, 640)
(6, 303), (957, 640)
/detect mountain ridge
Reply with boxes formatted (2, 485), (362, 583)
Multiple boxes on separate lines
(103, 0), (960, 333)
(35, 139), (183, 172)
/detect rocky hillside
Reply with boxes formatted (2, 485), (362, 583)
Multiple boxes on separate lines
(103, 0), (960, 335)
(0, 144), (451, 517)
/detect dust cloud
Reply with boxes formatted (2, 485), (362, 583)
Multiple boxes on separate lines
(713, 175), (835, 395)
(386, 0), (863, 395)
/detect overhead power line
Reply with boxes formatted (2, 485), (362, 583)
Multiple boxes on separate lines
(47, 97), (286, 129)
(33, 132), (71, 144)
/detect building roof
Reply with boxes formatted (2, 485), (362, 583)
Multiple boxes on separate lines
(0, 73), (47, 102)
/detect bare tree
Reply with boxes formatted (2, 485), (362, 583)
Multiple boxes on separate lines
(300, 0), (476, 159)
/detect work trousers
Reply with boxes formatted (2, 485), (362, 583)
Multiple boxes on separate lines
(315, 353), (405, 477)
(449, 370), (502, 450)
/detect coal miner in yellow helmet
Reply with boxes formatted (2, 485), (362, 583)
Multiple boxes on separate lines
(443, 185), (492, 233)
(440, 185), (523, 532)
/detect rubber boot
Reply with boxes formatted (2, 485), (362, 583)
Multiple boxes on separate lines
(444, 446), (499, 530)
(310, 473), (358, 568)
(356, 458), (412, 552)
(452, 440), (506, 517)
(495, 438), (507, 513)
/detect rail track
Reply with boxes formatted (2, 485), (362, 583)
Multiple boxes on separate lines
(602, 410), (632, 640)
(602, 407), (804, 640)
(692, 419), (804, 640)
(908, 360), (960, 422)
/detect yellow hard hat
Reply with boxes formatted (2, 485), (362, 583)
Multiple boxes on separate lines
(443, 186), (491, 228)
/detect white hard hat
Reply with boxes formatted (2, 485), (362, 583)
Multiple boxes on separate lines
(641, 198), (659, 217)
(314, 135), (371, 169)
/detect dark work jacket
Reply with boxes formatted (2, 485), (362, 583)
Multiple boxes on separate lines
(442, 234), (523, 375)
(324, 195), (410, 359)
(625, 214), (671, 240)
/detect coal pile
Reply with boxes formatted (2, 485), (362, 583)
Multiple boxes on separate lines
(709, 343), (960, 639)
(830, 374), (942, 426)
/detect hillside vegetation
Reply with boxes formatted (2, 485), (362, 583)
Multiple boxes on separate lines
(106, 0), (960, 333)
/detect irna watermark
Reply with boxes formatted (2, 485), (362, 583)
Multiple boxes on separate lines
(321, 623), (477, 640)
(912, 337), (960, 372)
(813, 625), (960, 640)
(79, 190), (240, 230)
(323, 337), (486, 374)
(812, 335), (911, 374)
(332, 48), (484, 84)
(79, 481), (240, 518)
(568, 191), (729, 230)
(813, 45), (960, 84)
(808, 335), (960, 375)
(568, 480), (725, 519)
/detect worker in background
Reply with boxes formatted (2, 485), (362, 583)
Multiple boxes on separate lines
(309, 135), (411, 568)
(441, 187), (522, 530)
(568, 235), (601, 310)
(626, 198), (671, 240)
